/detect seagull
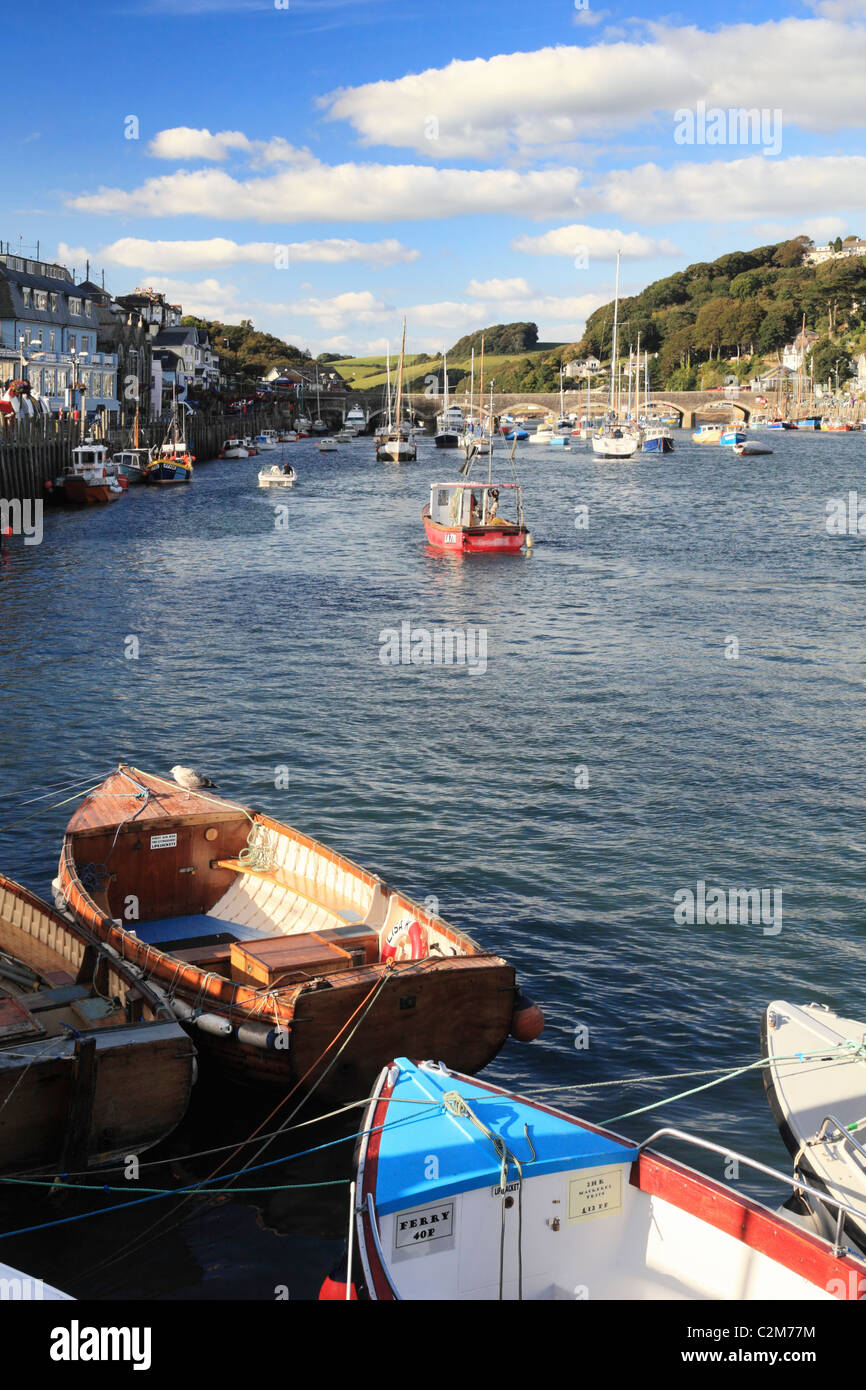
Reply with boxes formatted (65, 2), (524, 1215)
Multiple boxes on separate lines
(170, 765), (218, 797)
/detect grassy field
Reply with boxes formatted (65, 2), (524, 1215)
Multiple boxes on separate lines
(338, 347), (564, 393)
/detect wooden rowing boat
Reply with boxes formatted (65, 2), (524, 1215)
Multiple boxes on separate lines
(0, 873), (196, 1172)
(55, 766), (543, 1096)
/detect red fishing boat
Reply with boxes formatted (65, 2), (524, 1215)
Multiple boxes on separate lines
(55, 765), (543, 1096)
(422, 480), (532, 553)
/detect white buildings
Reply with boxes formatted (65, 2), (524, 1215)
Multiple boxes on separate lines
(804, 237), (866, 266)
(564, 356), (603, 379)
(0, 246), (118, 416)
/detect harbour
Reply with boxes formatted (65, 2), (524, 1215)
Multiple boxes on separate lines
(3, 426), (866, 1308)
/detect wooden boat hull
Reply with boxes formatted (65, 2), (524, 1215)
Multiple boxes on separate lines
(63, 477), (119, 505)
(422, 507), (527, 553)
(143, 462), (192, 484)
(0, 874), (195, 1171)
(57, 766), (536, 1096)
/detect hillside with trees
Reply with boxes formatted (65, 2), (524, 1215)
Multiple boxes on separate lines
(567, 235), (866, 390)
(182, 316), (312, 388)
(448, 322), (539, 357)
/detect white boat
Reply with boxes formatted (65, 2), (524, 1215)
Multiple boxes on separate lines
(435, 354), (463, 448)
(111, 447), (152, 485)
(318, 437), (338, 452)
(376, 320), (417, 462)
(252, 432), (278, 451)
(219, 438), (250, 459)
(258, 462), (297, 487)
(733, 441), (773, 456)
(591, 427), (640, 458)
(346, 1057), (866, 1301)
(295, 415), (312, 434)
(345, 405), (366, 435)
(334, 429), (355, 442)
(763, 1000), (866, 1254)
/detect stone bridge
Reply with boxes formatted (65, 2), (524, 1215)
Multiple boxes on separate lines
(337, 389), (753, 429)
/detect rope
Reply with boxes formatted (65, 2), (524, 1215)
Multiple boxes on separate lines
(443, 1090), (526, 1301)
(0, 772), (105, 804)
(0, 781), (103, 834)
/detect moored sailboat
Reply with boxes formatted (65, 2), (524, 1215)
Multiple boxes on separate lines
(377, 320), (417, 462)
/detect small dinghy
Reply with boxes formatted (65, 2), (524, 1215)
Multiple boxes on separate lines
(0, 873), (195, 1172)
(343, 1057), (866, 1300)
(763, 1000), (866, 1253)
(57, 766), (543, 1095)
(258, 462), (297, 488)
(318, 438), (338, 452)
(733, 441), (773, 456)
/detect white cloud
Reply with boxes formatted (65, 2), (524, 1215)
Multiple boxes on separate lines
(270, 290), (392, 332)
(58, 235), (419, 271)
(322, 20), (866, 157)
(147, 127), (315, 169)
(136, 276), (242, 319)
(68, 159), (584, 223)
(514, 224), (679, 258)
(592, 154), (866, 224)
(466, 277), (533, 299)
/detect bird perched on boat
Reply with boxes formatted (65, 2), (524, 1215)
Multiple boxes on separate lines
(170, 765), (218, 793)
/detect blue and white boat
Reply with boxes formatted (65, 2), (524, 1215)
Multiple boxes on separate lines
(719, 425), (747, 445)
(642, 426), (674, 453)
(345, 1058), (866, 1301)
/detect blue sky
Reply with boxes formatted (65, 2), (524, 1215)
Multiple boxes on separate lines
(6, 0), (866, 354)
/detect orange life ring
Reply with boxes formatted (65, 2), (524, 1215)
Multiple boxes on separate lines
(380, 917), (427, 963)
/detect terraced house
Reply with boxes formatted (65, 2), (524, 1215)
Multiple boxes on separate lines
(0, 245), (118, 418)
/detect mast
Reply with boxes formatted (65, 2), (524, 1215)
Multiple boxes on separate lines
(488, 381), (494, 483)
(443, 351), (449, 414)
(635, 333), (641, 419)
(559, 362), (564, 420)
(394, 318), (407, 435)
(609, 250), (621, 418)
(479, 335), (485, 425)
(469, 347), (475, 424)
(385, 344), (392, 430)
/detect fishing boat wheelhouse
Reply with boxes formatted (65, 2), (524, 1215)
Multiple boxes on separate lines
(56, 766), (542, 1095)
(422, 480), (531, 553)
(0, 873), (195, 1171)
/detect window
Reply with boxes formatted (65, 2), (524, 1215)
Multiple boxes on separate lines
(43, 369), (55, 395)
(57, 370), (67, 390)
(21, 287), (31, 308)
(49, 331), (55, 351)
(68, 333), (76, 351)
(34, 291), (47, 311)
(84, 301), (92, 316)
(29, 369), (41, 392)
(69, 297), (81, 315)
(50, 293), (58, 312)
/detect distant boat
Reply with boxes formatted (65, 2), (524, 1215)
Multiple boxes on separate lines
(253, 431), (278, 451)
(344, 1057), (866, 1301)
(144, 398), (194, 484)
(719, 425), (747, 445)
(592, 427), (640, 458)
(733, 440), (773, 456)
(691, 423), (725, 444)
(377, 320), (417, 462)
(642, 426), (674, 453)
(345, 404), (366, 434)
(318, 437), (338, 452)
(258, 462), (297, 487)
(0, 872), (195, 1173)
(111, 448), (152, 484)
(58, 443), (125, 504)
(218, 438), (250, 459)
(592, 253), (642, 459)
(435, 352), (462, 448)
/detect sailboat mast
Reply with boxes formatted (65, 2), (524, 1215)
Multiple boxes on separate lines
(610, 250), (621, 417)
(635, 333), (641, 419)
(469, 347), (475, 422)
(443, 351), (449, 414)
(394, 319), (407, 433)
(385, 344), (392, 429)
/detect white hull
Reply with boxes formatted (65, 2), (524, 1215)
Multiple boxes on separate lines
(592, 434), (639, 457)
(258, 466), (296, 487)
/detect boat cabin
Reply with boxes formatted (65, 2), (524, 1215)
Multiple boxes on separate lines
(70, 444), (110, 476)
(428, 481), (521, 530)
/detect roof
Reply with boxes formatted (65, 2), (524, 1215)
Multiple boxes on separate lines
(369, 1060), (636, 1216)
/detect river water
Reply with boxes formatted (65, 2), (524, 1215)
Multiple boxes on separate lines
(2, 427), (866, 1298)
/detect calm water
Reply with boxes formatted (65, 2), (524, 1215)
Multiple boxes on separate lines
(2, 427), (866, 1298)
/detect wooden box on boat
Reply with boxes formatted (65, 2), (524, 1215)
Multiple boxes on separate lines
(0, 873), (195, 1172)
(56, 765), (538, 1096)
(230, 933), (356, 987)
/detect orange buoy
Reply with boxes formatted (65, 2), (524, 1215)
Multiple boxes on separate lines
(318, 1254), (358, 1300)
(510, 987), (544, 1042)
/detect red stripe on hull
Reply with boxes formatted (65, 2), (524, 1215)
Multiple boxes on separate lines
(423, 518), (526, 553)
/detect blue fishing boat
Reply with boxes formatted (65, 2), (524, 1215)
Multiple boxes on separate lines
(719, 425), (747, 445)
(342, 1057), (866, 1302)
(642, 426), (674, 453)
(142, 399), (194, 486)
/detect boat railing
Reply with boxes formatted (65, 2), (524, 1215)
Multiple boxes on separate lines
(811, 1114), (866, 1169)
(639, 1126), (866, 1258)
